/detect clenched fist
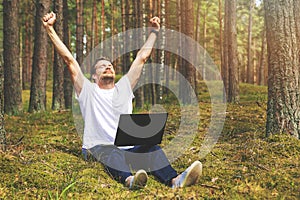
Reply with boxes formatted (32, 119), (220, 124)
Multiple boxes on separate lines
(42, 12), (56, 27)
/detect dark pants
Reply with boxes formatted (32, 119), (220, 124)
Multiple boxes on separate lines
(82, 145), (178, 186)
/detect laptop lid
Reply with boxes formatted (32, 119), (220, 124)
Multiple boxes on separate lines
(114, 113), (168, 146)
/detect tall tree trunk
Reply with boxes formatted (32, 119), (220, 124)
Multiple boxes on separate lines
(246, 0), (254, 84)
(185, 0), (196, 97)
(122, 0), (131, 74)
(164, 0), (170, 95)
(90, 0), (97, 69)
(133, 0), (144, 109)
(202, 4), (207, 81)
(223, 0), (239, 103)
(76, 0), (84, 70)
(110, 0), (115, 62)
(0, 57), (6, 151)
(29, 0), (51, 112)
(154, 0), (162, 104)
(63, 0), (73, 109)
(52, 0), (65, 110)
(100, 0), (105, 55)
(222, 0), (229, 102)
(178, 0), (184, 102)
(258, 28), (266, 86)
(195, 1), (201, 44)
(22, 0), (34, 90)
(265, 0), (300, 138)
(3, 0), (23, 115)
(194, 1), (201, 85)
(147, 0), (155, 106)
(179, 0), (195, 104)
(219, 0), (224, 84)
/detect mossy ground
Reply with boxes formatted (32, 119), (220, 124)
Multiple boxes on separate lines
(0, 83), (300, 199)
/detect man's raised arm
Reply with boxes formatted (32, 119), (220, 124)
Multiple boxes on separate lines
(42, 12), (84, 96)
(126, 17), (161, 89)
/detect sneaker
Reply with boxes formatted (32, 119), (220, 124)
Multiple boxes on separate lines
(129, 169), (148, 189)
(172, 161), (202, 189)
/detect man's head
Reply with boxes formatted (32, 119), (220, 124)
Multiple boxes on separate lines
(91, 57), (116, 88)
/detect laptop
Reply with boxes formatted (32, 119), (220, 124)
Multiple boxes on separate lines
(114, 113), (168, 146)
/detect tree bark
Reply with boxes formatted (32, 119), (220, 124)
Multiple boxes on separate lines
(223, 0), (239, 103)
(22, 0), (34, 90)
(52, 0), (65, 110)
(29, 0), (51, 112)
(246, 0), (254, 84)
(76, 0), (84, 70)
(179, 0), (195, 104)
(265, 0), (300, 138)
(3, 0), (23, 115)
(133, 0), (144, 109)
(164, 0), (170, 95)
(63, 0), (73, 109)
(122, 0), (131, 74)
(258, 32), (266, 86)
(0, 55), (6, 150)
(219, 0), (224, 84)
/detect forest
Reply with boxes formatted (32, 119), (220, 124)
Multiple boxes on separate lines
(0, 0), (300, 199)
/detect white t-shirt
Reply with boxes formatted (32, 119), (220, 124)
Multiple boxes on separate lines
(77, 75), (134, 149)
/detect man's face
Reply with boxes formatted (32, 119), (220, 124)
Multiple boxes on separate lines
(92, 60), (115, 82)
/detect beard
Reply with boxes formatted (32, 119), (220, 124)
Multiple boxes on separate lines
(101, 74), (114, 84)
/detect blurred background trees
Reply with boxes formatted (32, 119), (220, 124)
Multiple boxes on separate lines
(3, 1), (298, 139)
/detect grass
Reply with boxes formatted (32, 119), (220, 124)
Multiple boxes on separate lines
(0, 83), (300, 199)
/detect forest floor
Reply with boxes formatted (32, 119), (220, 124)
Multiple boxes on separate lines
(0, 83), (300, 199)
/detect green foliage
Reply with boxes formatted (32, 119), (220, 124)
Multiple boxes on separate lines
(1, 84), (300, 199)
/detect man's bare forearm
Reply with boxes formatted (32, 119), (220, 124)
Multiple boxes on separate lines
(44, 22), (84, 95)
(45, 26), (80, 79)
(127, 17), (161, 89)
(136, 31), (158, 62)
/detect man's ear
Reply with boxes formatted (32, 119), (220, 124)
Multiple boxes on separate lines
(92, 74), (97, 81)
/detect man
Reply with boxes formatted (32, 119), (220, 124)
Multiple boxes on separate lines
(42, 12), (202, 189)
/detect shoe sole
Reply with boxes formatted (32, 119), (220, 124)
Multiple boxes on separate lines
(181, 161), (202, 187)
(132, 169), (148, 189)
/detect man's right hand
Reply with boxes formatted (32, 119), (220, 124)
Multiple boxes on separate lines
(42, 12), (56, 27)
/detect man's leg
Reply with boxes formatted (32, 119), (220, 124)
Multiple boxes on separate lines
(125, 145), (178, 186)
(88, 145), (148, 189)
(89, 145), (132, 184)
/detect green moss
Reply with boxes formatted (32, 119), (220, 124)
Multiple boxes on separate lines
(1, 84), (300, 199)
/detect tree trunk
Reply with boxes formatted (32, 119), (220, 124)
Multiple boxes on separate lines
(22, 0), (34, 90)
(246, 0), (254, 84)
(52, 0), (65, 111)
(0, 57), (6, 151)
(76, 0), (84, 70)
(179, 0), (195, 104)
(122, 0), (131, 74)
(133, 0), (144, 109)
(91, 0), (97, 58)
(100, 0), (105, 56)
(185, 0), (196, 92)
(202, 4), (207, 81)
(154, 0), (163, 104)
(110, 0), (115, 62)
(63, 0), (72, 109)
(223, 0), (239, 103)
(219, 0), (224, 84)
(258, 28), (266, 86)
(29, 0), (51, 112)
(3, 0), (23, 115)
(164, 0), (170, 95)
(265, 0), (300, 139)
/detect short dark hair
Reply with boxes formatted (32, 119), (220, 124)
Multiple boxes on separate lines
(90, 56), (113, 75)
